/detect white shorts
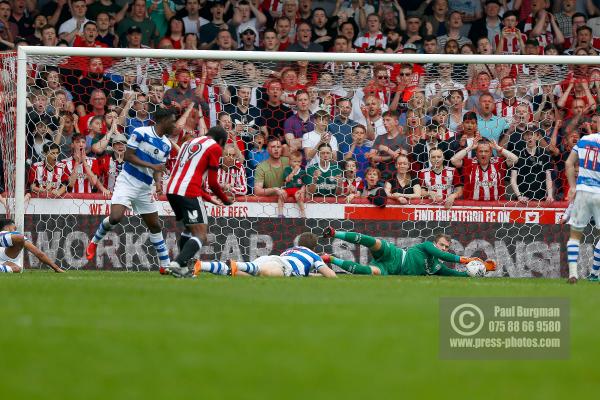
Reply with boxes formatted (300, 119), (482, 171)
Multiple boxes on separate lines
(569, 190), (600, 230)
(0, 247), (20, 271)
(111, 179), (157, 215)
(253, 255), (295, 277)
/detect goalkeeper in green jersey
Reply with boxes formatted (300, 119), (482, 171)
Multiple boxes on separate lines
(321, 227), (495, 276)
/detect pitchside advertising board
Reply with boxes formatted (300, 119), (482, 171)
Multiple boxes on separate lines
(16, 197), (591, 278)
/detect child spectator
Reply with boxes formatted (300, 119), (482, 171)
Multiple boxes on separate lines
(348, 167), (386, 207)
(281, 151), (307, 218)
(339, 159), (364, 203)
(344, 124), (371, 178)
(305, 143), (342, 198)
(247, 132), (269, 193)
(28, 143), (67, 197)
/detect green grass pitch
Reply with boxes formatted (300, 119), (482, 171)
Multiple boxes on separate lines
(1, 271), (599, 399)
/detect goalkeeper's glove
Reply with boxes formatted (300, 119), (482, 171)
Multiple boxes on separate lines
(459, 257), (482, 264)
(483, 259), (497, 272)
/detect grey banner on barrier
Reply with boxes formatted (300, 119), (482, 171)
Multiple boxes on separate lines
(23, 215), (584, 277)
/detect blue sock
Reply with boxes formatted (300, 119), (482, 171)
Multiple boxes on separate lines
(201, 261), (229, 275)
(237, 262), (259, 276)
(149, 232), (170, 268)
(592, 241), (600, 277)
(92, 217), (115, 244)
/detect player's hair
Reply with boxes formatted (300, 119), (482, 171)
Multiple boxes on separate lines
(206, 125), (228, 147)
(297, 232), (318, 250)
(0, 218), (15, 230)
(433, 233), (451, 244)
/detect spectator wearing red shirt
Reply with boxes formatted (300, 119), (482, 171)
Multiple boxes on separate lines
(163, 16), (185, 49)
(77, 88), (107, 134)
(275, 16), (293, 50)
(451, 138), (518, 201)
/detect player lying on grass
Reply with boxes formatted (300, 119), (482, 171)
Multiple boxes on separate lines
(321, 228), (495, 276)
(189, 232), (336, 278)
(0, 219), (64, 273)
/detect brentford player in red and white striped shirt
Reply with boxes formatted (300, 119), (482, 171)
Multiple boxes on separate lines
(419, 148), (462, 208)
(62, 134), (106, 194)
(451, 139), (519, 202)
(28, 143), (67, 196)
(166, 128), (232, 203)
(165, 126), (234, 278)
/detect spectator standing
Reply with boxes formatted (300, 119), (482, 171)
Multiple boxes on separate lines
(419, 147), (462, 208)
(510, 127), (554, 202)
(451, 138), (518, 201)
(117, 0), (160, 47)
(253, 136), (290, 204)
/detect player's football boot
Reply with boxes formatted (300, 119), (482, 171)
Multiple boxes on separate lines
(169, 261), (193, 278)
(322, 227), (336, 238)
(320, 253), (332, 264)
(587, 274), (599, 282)
(567, 276), (578, 284)
(227, 260), (238, 276)
(85, 242), (97, 261)
(159, 266), (170, 275)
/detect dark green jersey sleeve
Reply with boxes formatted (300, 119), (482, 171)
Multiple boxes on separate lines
(421, 241), (461, 263)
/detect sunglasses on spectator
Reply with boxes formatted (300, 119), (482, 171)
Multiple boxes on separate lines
(377, 75), (388, 79)
(400, 72), (412, 76)
(439, 66), (452, 70)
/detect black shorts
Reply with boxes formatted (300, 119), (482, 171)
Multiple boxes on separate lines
(167, 194), (208, 225)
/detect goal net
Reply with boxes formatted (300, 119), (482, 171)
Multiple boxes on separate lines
(5, 47), (595, 277)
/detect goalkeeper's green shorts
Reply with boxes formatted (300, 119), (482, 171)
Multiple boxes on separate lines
(368, 239), (405, 276)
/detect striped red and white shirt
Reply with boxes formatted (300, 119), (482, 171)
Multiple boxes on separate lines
(419, 166), (461, 198)
(261, 0), (284, 15)
(462, 157), (507, 201)
(28, 161), (67, 191)
(494, 32), (528, 54)
(166, 136), (223, 198)
(522, 14), (554, 48)
(62, 156), (100, 193)
(97, 153), (124, 192)
(201, 84), (222, 128)
(341, 176), (364, 193)
(494, 99), (531, 124)
(205, 161), (248, 196)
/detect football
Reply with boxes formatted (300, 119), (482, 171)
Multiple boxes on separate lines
(466, 260), (486, 277)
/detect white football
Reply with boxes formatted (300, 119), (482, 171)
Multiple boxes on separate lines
(466, 260), (486, 277)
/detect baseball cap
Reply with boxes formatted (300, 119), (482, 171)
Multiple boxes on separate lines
(112, 133), (128, 144)
(403, 43), (417, 51)
(485, 0), (501, 6)
(127, 26), (142, 35)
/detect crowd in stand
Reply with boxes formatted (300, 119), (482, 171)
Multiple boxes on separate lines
(2, 0), (598, 212)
